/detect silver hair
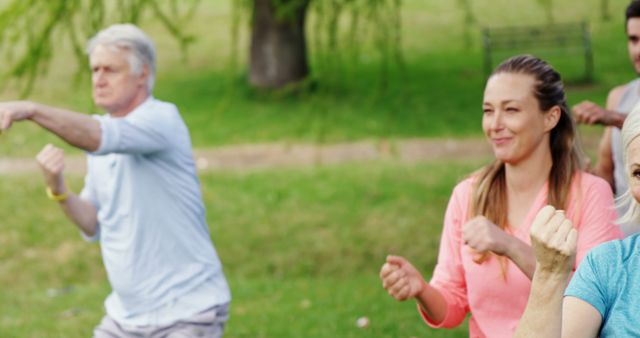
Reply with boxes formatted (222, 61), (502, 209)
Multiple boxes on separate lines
(618, 104), (640, 224)
(86, 23), (156, 93)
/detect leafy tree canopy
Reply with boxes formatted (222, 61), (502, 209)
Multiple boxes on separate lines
(0, 0), (199, 96)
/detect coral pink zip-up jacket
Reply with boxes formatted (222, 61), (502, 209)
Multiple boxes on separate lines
(421, 172), (623, 338)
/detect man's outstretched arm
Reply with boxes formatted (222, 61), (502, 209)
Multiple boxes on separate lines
(0, 101), (101, 152)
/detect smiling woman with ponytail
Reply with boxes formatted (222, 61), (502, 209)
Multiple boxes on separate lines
(379, 55), (622, 338)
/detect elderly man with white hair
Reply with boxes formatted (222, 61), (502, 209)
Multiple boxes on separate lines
(0, 24), (231, 337)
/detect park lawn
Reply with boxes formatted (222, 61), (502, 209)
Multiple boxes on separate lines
(0, 0), (633, 157)
(0, 0), (631, 336)
(0, 160), (481, 337)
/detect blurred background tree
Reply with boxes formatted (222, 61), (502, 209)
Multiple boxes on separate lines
(235, 0), (402, 89)
(0, 0), (629, 157)
(0, 0), (404, 94)
(601, 0), (611, 21)
(536, 0), (554, 23)
(0, 0), (198, 96)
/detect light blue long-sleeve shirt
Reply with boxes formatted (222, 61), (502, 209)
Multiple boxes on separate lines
(80, 97), (230, 326)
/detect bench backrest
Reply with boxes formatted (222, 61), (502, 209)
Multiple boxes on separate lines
(482, 22), (593, 81)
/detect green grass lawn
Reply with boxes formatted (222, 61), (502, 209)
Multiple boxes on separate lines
(0, 0), (635, 336)
(0, 160), (480, 337)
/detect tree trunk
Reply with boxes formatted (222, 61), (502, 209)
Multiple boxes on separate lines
(250, 0), (310, 89)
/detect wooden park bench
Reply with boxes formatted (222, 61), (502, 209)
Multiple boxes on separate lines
(482, 22), (593, 82)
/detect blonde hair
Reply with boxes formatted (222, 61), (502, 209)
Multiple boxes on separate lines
(618, 104), (640, 224)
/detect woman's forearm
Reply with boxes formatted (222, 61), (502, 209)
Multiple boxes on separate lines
(504, 236), (537, 279)
(415, 281), (448, 324)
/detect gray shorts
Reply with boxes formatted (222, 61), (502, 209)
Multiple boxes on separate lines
(93, 303), (229, 338)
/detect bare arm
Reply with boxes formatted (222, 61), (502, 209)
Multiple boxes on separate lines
(560, 297), (601, 337)
(37, 144), (98, 236)
(590, 86), (627, 190)
(593, 127), (615, 191)
(573, 85), (627, 128)
(517, 279), (601, 338)
(0, 101), (101, 152)
(573, 100), (625, 128)
(463, 216), (536, 279)
(380, 255), (448, 324)
(58, 191), (99, 237)
(516, 267), (569, 338)
(514, 206), (600, 338)
(502, 236), (536, 279)
(515, 206), (574, 337)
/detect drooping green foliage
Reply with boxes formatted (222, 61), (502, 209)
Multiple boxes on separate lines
(456, 0), (477, 49)
(601, 0), (611, 21)
(535, 0), (554, 23)
(0, 0), (200, 96)
(311, 0), (404, 85)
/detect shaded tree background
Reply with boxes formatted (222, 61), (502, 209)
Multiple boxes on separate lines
(0, 0), (617, 95)
(236, 0), (403, 89)
(0, 0), (199, 96)
(0, 0), (404, 95)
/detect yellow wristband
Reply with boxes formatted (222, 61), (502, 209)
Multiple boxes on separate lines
(46, 186), (69, 202)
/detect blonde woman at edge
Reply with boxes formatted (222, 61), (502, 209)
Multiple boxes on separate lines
(380, 55), (623, 338)
(515, 105), (640, 337)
